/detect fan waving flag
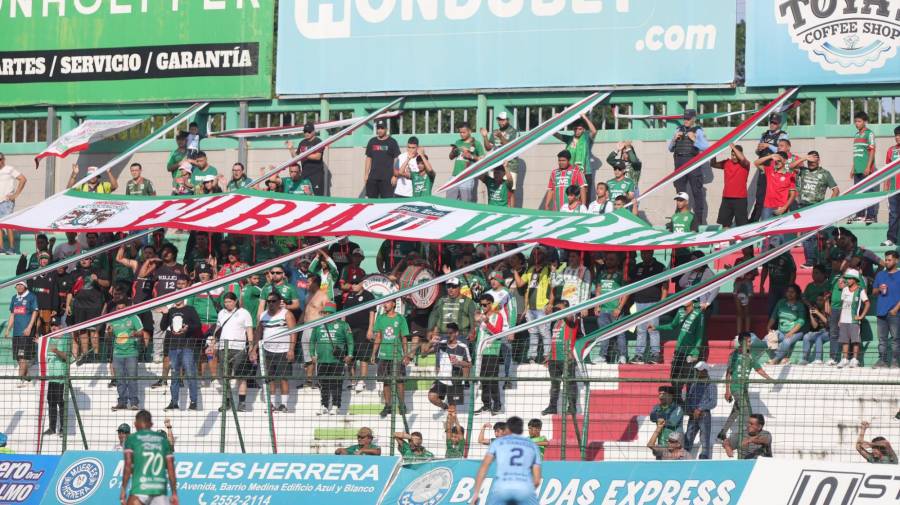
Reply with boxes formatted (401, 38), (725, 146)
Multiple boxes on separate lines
(437, 92), (611, 193)
(635, 87), (800, 205)
(34, 118), (144, 168)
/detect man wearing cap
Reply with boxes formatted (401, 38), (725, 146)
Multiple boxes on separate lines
(67, 164), (118, 193)
(668, 109), (710, 224)
(669, 193), (698, 233)
(837, 268), (869, 368)
(606, 163), (635, 204)
(44, 315), (68, 437)
(343, 274), (376, 392)
(364, 119), (400, 199)
(186, 151), (218, 195)
(338, 248), (367, 307)
(796, 151), (839, 266)
(336, 427), (382, 455)
(447, 122), (484, 203)
(481, 112), (520, 205)
(395, 136), (435, 198)
(429, 278), (478, 348)
(647, 424), (690, 461)
(684, 361), (717, 459)
(756, 114), (788, 157)
(648, 386), (684, 446)
(754, 151), (797, 220)
(286, 122), (327, 196)
(554, 113), (598, 197)
(310, 301), (354, 415)
(28, 252), (58, 336)
(114, 423), (131, 451)
(607, 141), (642, 191)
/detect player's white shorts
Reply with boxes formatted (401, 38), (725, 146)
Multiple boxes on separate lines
(132, 495), (169, 505)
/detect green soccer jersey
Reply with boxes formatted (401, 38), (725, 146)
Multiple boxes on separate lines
(658, 307), (702, 357)
(606, 177), (635, 200)
(796, 167), (837, 205)
(345, 443), (380, 455)
(125, 429), (173, 496)
(483, 177), (511, 207)
(166, 149), (186, 181)
(451, 138), (485, 176)
(282, 177), (314, 195)
(242, 284), (263, 325)
(109, 315), (143, 358)
(531, 436), (548, 456)
(399, 442), (434, 461)
(260, 283), (296, 307)
(773, 299), (806, 334)
(47, 335), (70, 384)
(126, 179), (155, 196)
(190, 165), (218, 193)
(597, 271), (624, 312)
(410, 167), (434, 197)
(803, 281), (829, 306)
(829, 274), (844, 311)
(310, 320), (354, 364)
(445, 438), (466, 458)
(727, 349), (762, 393)
(670, 211), (695, 233)
(375, 312), (409, 361)
(853, 128), (876, 175)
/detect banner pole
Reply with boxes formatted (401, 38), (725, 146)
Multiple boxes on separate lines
(45, 106), (58, 198)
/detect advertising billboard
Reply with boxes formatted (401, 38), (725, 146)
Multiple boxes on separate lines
(746, 0), (900, 85)
(0, 1), (275, 106)
(276, 0), (736, 95)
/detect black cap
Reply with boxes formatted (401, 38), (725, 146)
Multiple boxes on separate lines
(769, 114), (782, 124)
(375, 120), (387, 129)
(197, 262), (213, 274)
(49, 315), (61, 327)
(302, 122), (315, 133)
(348, 271), (364, 284)
(683, 109), (697, 120)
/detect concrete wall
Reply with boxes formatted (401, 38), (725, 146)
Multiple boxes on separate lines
(4, 134), (893, 228)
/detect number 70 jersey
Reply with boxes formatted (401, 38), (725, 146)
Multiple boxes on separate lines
(487, 435), (542, 484)
(124, 429), (174, 496)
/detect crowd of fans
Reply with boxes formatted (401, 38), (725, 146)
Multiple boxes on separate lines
(0, 108), (899, 462)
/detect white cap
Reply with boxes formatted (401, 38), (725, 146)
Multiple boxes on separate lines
(87, 166), (100, 175)
(674, 192), (690, 201)
(497, 112), (508, 120)
(694, 361), (710, 372)
(200, 174), (216, 182)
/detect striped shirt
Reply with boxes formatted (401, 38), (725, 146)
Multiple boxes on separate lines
(260, 308), (290, 353)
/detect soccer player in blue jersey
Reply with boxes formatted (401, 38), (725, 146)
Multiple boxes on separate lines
(470, 416), (542, 505)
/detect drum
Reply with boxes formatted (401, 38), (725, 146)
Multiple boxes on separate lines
(361, 274), (404, 314)
(399, 265), (440, 309)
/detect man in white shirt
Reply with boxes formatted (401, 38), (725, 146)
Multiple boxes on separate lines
(211, 292), (255, 412)
(588, 182), (614, 214)
(0, 154), (26, 254)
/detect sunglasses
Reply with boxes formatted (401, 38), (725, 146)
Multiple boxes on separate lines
(270, 271), (284, 275)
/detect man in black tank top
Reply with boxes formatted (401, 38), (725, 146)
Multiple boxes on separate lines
(668, 109), (711, 225)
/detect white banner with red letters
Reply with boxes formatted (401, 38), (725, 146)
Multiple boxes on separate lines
(34, 118), (144, 167)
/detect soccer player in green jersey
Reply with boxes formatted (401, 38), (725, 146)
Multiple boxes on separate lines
(121, 410), (178, 505)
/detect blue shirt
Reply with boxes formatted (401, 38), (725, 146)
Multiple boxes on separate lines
(8, 292), (37, 336)
(487, 435), (541, 486)
(874, 269), (900, 316)
(685, 382), (718, 412)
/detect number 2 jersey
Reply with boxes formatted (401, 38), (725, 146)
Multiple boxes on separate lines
(487, 434), (541, 488)
(124, 429), (173, 496)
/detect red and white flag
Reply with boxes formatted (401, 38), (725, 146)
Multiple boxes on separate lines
(34, 119), (143, 168)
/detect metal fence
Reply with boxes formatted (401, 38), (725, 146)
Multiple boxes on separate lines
(13, 343), (900, 464)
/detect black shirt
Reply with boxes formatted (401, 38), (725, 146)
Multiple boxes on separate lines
(71, 266), (107, 309)
(52, 270), (74, 313)
(629, 259), (667, 303)
(152, 263), (183, 297)
(296, 137), (324, 178)
(161, 305), (203, 349)
(365, 136), (400, 181)
(29, 273), (58, 310)
(343, 290), (375, 334)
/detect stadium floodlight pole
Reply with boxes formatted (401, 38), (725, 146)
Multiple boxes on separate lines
(248, 97), (405, 187)
(0, 98), (403, 290)
(0, 102), (210, 290)
(36, 238), (340, 341)
(261, 243), (535, 343)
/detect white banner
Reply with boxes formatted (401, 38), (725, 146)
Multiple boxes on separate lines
(34, 118), (144, 167)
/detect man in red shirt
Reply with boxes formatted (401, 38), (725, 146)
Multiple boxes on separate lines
(712, 144), (751, 228)
(885, 126), (900, 245)
(753, 151), (797, 221)
(543, 150), (587, 211)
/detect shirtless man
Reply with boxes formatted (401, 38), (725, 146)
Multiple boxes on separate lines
(300, 275), (328, 389)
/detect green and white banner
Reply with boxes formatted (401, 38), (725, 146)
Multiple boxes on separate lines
(0, 188), (889, 250)
(1, 1), (274, 105)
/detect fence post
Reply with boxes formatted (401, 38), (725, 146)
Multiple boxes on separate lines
(237, 101), (249, 168)
(66, 380), (88, 450)
(259, 348), (278, 453)
(219, 341), (227, 453)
